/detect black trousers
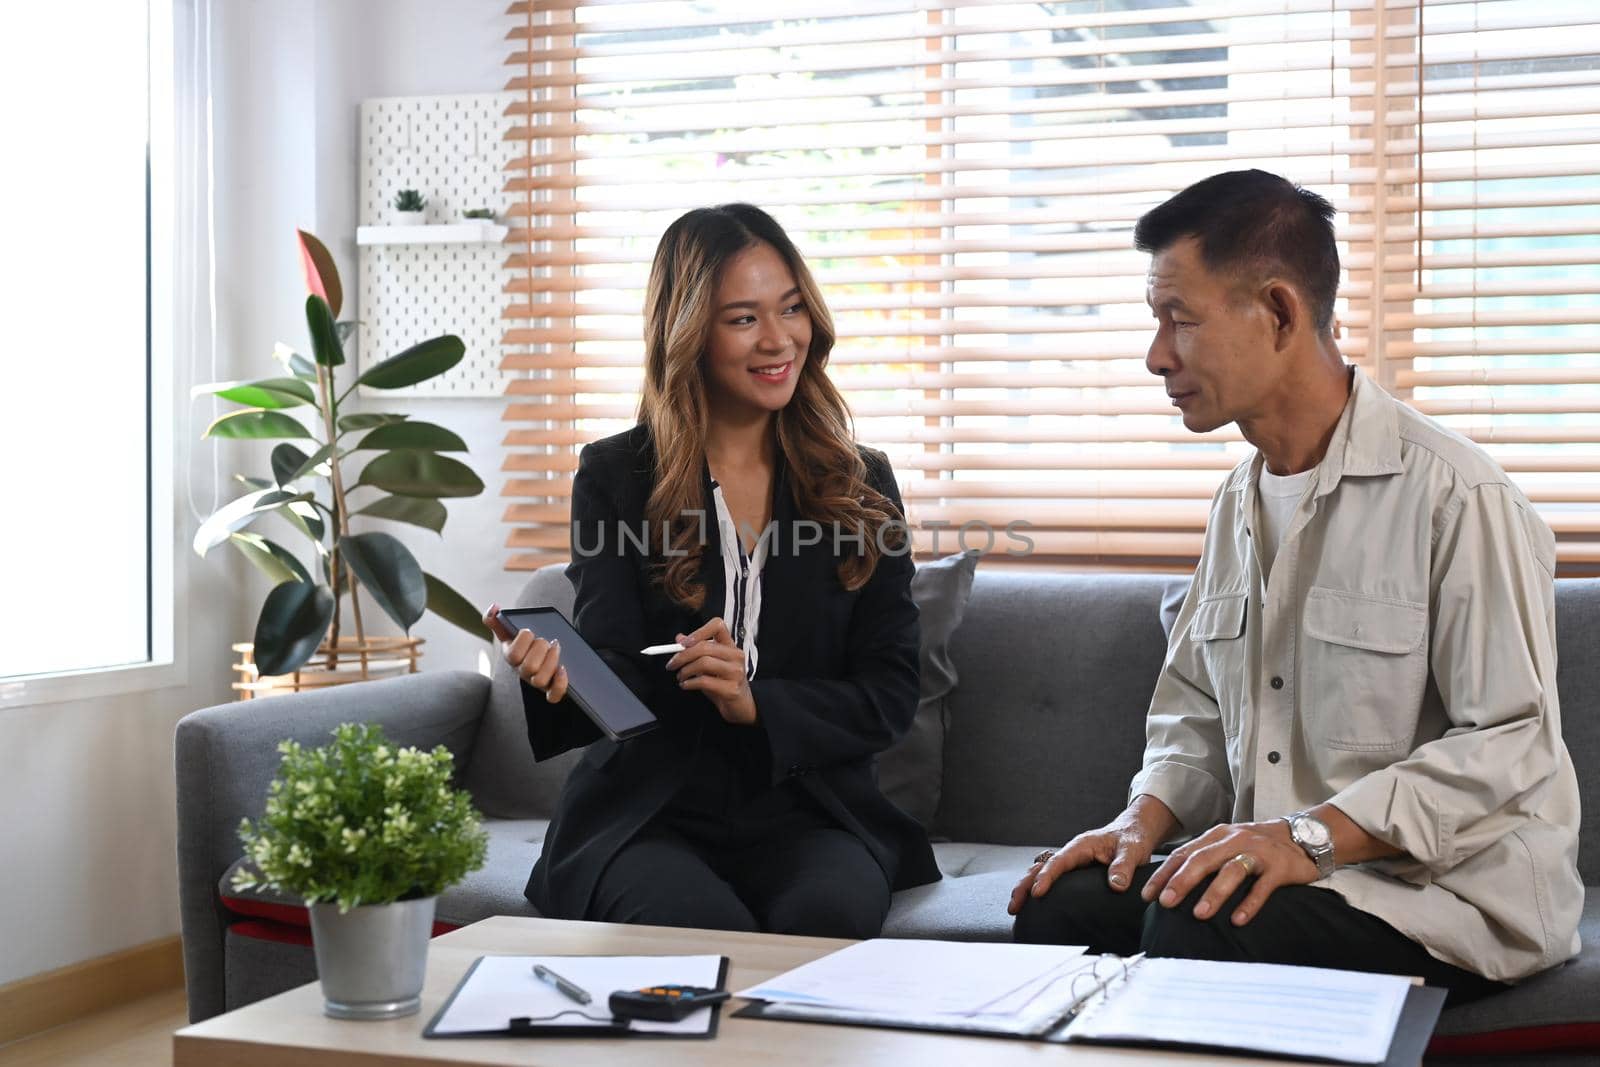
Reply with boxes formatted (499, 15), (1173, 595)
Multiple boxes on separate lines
(1013, 863), (1507, 1007)
(587, 820), (891, 939)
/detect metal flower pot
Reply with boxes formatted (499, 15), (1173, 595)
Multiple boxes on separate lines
(307, 896), (435, 1019)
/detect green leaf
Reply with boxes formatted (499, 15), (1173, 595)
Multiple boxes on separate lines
(204, 409), (313, 441)
(353, 494), (447, 534)
(228, 532), (312, 584)
(423, 572), (492, 641)
(272, 343), (318, 380)
(357, 451), (484, 498)
(356, 335), (464, 390)
(288, 442), (338, 482)
(296, 230), (343, 317)
(338, 412), (407, 433)
(356, 421), (467, 452)
(194, 489), (311, 556)
(335, 320), (360, 348)
(278, 499), (326, 543)
(253, 582), (335, 675)
(306, 294), (344, 367)
(200, 377), (314, 409)
(339, 532), (426, 630)
(271, 443), (310, 487)
(234, 475), (274, 491)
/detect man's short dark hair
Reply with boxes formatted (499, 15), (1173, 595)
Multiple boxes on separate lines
(1133, 170), (1340, 334)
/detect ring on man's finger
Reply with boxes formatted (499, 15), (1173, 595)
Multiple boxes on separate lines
(1229, 852), (1259, 876)
(1033, 848), (1056, 865)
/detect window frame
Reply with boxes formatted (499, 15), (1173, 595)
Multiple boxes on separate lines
(0, 0), (186, 708)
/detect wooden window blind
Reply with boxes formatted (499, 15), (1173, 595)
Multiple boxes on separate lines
(500, 0), (1600, 573)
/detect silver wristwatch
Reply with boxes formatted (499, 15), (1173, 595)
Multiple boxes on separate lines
(1284, 810), (1337, 879)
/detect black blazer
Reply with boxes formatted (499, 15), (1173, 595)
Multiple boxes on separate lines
(522, 424), (940, 919)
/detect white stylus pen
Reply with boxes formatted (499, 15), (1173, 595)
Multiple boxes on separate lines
(639, 643), (686, 655)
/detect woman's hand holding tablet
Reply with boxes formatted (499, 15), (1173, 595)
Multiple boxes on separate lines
(486, 605), (659, 742)
(484, 603), (570, 704)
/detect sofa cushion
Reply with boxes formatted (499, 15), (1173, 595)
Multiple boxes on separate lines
(1554, 579), (1600, 885)
(880, 871), (1021, 943)
(877, 549), (981, 830)
(1429, 891), (1600, 1055)
(936, 571), (1174, 845)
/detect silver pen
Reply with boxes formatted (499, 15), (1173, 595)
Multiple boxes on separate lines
(533, 963), (593, 1005)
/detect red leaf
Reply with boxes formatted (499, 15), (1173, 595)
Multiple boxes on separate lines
(296, 230), (343, 318)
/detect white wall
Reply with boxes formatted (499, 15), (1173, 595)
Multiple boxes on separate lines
(0, 0), (510, 988)
(313, 0), (519, 676)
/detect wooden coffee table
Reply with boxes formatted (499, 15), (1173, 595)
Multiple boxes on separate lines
(173, 915), (1302, 1065)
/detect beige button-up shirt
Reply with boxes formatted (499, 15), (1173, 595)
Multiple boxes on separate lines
(1130, 367), (1583, 982)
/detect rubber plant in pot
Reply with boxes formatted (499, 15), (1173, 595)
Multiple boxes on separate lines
(194, 230), (489, 688)
(234, 722), (488, 1018)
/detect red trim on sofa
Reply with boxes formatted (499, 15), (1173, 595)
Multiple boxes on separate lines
(221, 894), (311, 929)
(228, 919), (314, 946)
(1428, 1024), (1600, 1057)
(221, 894), (461, 939)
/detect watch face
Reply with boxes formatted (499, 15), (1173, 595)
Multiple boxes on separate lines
(1295, 816), (1332, 849)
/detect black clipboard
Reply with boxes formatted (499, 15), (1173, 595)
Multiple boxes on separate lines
(736, 982), (1445, 1065)
(424, 955), (730, 1040)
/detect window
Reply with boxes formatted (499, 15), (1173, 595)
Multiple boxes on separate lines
(501, 0), (1600, 573)
(0, 1), (158, 679)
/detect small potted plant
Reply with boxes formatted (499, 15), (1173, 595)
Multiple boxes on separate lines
(392, 188), (426, 225)
(233, 723), (488, 1019)
(461, 207), (495, 222)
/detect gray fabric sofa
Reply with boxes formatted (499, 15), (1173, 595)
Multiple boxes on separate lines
(176, 567), (1599, 1060)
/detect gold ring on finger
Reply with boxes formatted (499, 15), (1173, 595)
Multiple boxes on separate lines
(1230, 852), (1259, 876)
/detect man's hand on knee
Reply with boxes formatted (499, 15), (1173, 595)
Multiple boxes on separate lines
(1141, 820), (1319, 926)
(1007, 795), (1177, 915)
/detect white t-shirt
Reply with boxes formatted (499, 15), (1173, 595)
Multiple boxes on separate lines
(1256, 464), (1317, 579)
(709, 479), (770, 680)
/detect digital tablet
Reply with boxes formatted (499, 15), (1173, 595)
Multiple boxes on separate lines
(496, 606), (659, 742)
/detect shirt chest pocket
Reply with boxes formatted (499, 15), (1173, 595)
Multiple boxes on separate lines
(1189, 593), (1248, 739)
(1302, 588), (1428, 750)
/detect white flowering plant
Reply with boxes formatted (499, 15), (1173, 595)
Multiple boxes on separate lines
(233, 723), (488, 912)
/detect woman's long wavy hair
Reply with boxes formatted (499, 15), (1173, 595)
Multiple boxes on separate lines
(638, 203), (904, 609)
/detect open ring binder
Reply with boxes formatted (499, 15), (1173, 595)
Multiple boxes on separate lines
(1034, 951), (1144, 1036)
(736, 952), (1446, 1065)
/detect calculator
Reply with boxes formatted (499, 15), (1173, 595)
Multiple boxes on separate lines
(608, 984), (732, 1022)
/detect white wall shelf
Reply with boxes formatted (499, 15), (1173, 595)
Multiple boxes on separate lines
(356, 222), (507, 246)
(358, 92), (516, 397)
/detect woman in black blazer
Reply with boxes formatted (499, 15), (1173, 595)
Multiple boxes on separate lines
(487, 204), (939, 937)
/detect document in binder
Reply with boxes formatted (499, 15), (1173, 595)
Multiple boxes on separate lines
(736, 947), (1446, 1066)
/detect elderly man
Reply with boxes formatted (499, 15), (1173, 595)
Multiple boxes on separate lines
(1009, 169), (1582, 1004)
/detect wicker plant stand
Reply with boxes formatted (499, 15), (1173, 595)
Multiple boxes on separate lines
(232, 635), (423, 700)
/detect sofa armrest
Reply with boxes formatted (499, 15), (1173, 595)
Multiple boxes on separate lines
(174, 669), (491, 1022)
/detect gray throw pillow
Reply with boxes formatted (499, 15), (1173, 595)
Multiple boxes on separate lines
(877, 549), (981, 830)
(1158, 576), (1192, 640)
